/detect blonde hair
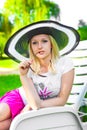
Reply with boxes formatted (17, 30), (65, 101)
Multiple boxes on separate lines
(29, 35), (60, 74)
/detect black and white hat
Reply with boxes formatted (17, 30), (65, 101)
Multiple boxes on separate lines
(4, 20), (80, 62)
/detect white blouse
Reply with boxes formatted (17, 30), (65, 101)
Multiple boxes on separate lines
(19, 56), (74, 105)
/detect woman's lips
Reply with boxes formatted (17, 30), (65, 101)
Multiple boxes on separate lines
(37, 51), (45, 55)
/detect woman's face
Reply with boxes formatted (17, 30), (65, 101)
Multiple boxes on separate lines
(30, 34), (52, 60)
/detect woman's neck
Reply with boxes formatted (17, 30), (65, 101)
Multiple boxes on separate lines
(39, 58), (51, 73)
(39, 57), (51, 66)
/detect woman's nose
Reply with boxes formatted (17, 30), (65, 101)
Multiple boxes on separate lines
(38, 42), (42, 48)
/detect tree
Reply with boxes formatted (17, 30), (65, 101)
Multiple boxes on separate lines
(78, 19), (87, 41)
(0, 0), (60, 58)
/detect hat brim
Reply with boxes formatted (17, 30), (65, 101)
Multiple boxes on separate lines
(4, 20), (80, 62)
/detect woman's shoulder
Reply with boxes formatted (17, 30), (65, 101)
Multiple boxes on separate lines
(56, 55), (73, 64)
(55, 56), (74, 73)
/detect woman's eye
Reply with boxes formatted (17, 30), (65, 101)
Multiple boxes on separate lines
(32, 41), (37, 44)
(42, 40), (48, 43)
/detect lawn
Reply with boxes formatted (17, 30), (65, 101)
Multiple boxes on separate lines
(0, 58), (21, 96)
(0, 74), (21, 96)
(0, 58), (18, 68)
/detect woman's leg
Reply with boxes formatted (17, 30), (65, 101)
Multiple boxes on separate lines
(0, 103), (11, 121)
(0, 118), (12, 130)
(0, 103), (12, 130)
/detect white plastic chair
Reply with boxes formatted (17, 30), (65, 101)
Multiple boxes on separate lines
(10, 107), (84, 130)
(9, 40), (87, 130)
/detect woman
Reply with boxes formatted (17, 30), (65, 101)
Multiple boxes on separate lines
(0, 20), (80, 130)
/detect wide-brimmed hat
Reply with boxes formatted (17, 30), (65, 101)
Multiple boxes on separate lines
(4, 20), (80, 62)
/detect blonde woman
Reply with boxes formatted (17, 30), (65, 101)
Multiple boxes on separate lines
(0, 20), (80, 130)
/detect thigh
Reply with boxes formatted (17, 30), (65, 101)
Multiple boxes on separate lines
(0, 118), (12, 130)
(0, 103), (11, 121)
(0, 89), (25, 119)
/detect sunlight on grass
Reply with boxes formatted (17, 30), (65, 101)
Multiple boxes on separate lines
(0, 59), (18, 69)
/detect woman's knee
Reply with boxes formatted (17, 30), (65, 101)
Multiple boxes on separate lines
(0, 103), (11, 121)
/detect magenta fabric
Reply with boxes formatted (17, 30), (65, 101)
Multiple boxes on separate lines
(0, 89), (25, 119)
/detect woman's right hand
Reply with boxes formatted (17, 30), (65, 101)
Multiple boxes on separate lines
(21, 104), (32, 113)
(19, 60), (33, 76)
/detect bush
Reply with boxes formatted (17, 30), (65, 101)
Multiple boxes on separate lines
(0, 32), (6, 58)
(78, 26), (87, 41)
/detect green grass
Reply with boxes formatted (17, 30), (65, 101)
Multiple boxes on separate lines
(0, 58), (18, 68)
(0, 74), (21, 96)
(0, 58), (21, 96)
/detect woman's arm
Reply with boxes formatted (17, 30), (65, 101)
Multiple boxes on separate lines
(19, 60), (41, 110)
(20, 75), (41, 110)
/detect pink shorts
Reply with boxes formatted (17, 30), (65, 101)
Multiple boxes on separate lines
(0, 89), (25, 119)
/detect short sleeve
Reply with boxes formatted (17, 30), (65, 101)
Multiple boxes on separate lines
(27, 69), (33, 78)
(61, 56), (74, 74)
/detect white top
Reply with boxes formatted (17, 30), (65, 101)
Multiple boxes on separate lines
(18, 56), (74, 105)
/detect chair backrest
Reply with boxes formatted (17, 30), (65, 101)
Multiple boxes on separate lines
(10, 107), (83, 130)
(66, 40), (87, 111)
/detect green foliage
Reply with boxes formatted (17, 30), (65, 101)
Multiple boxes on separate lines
(0, 32), (7, 58)
(78, 26), (87, 41)
(0, 12), (5, 32)
(79, 106), (87, 122)
(3, 0), (60, 32)
(44, 0), (60, 18)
